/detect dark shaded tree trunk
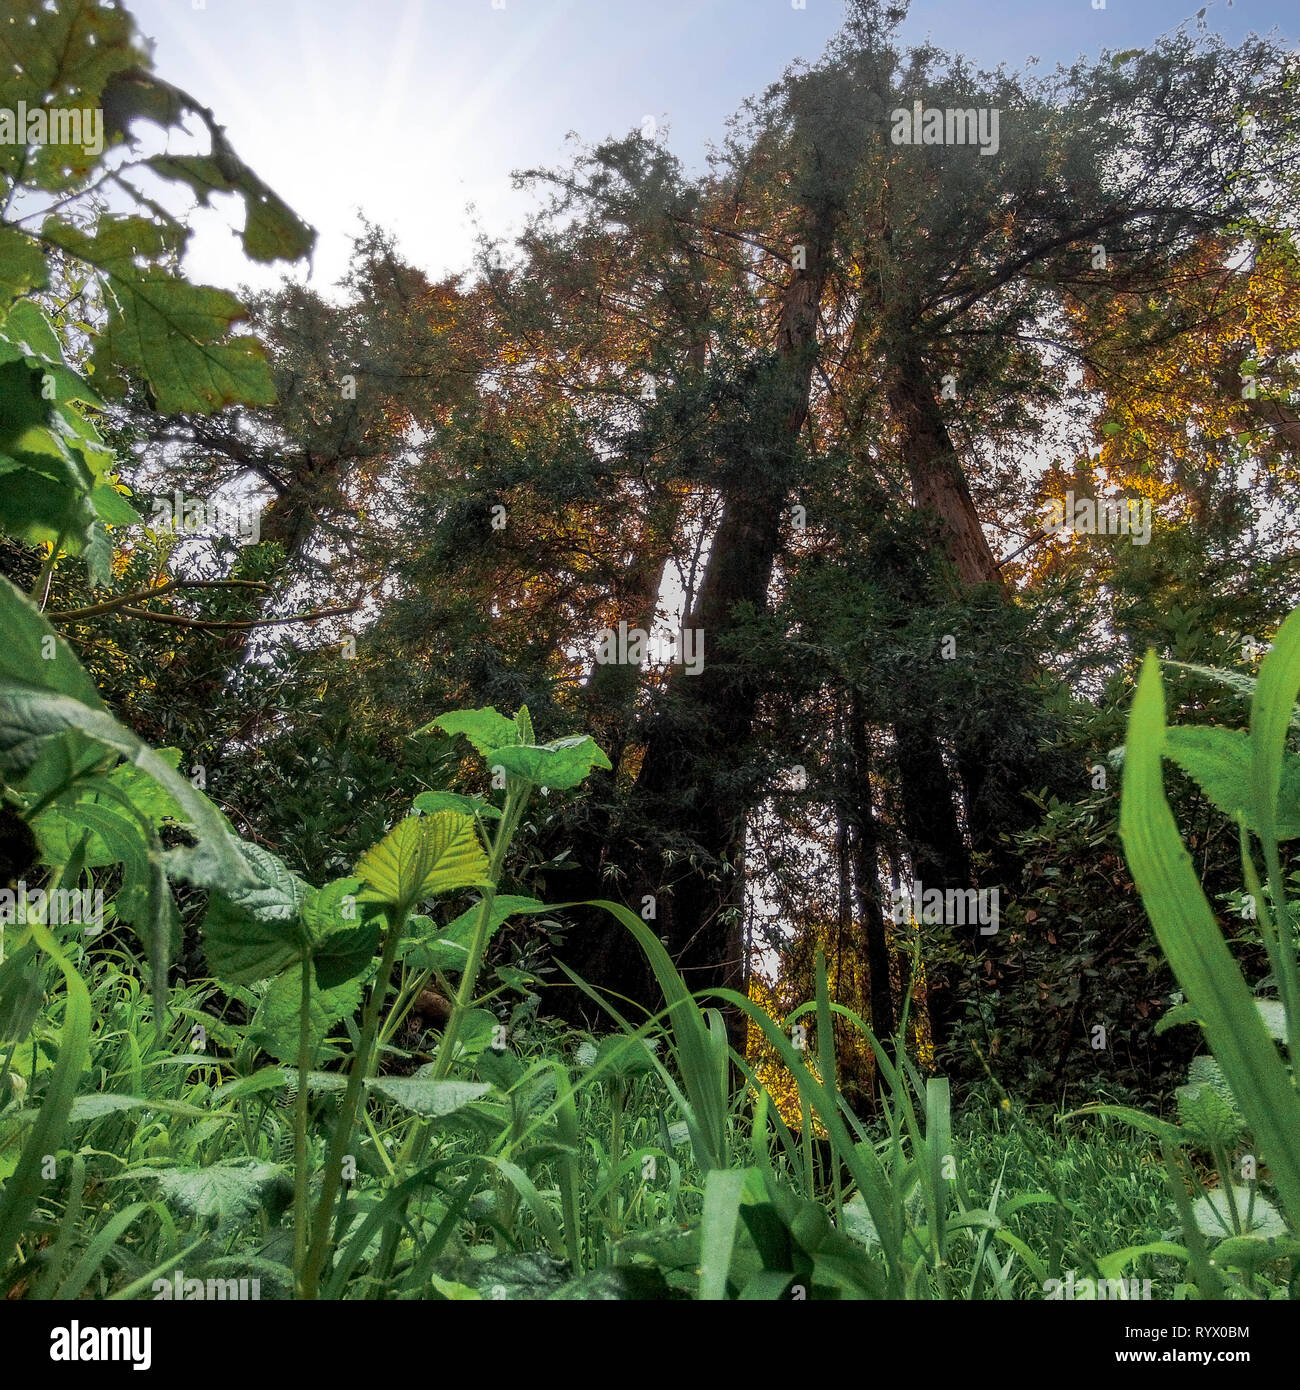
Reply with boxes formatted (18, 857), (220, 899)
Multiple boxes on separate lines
(885, 341), (1002, 591)
(890, 713), (972, 1055)
(847, 695), (895, 1062)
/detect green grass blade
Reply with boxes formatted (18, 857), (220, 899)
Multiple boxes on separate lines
(0, 925), (92, 1270)
(1120, 652), (1300, 1228)
(699, 1168), (747, 1300)
(1249, 605), (1300, 1045)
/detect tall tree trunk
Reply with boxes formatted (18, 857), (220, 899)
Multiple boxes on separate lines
(848, 695), (895, 1063)
(885, 341), (1002, 590)
(615, 205), (839, 1038)
(890, 713), (971, 1055)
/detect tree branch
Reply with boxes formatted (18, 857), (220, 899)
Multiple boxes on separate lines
(110, 602), (360, 631)
(50, 579), (269, 622)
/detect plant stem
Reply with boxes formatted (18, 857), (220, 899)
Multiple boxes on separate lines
(608, 1077), (624, 1241)
(430, 789), (526, 1082)
(29, 528), (67, 607)
(373, 786), (528, 1289)
(300, 909), (405, 1299)
(292, 954), (312, 1297)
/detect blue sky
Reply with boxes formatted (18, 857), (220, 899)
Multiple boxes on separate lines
(124, 0), (1296, 294)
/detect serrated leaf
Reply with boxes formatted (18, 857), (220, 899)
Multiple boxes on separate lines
(354, 812), (490, 910)
(1163, 660), (1300, 731)
(365, 1077), (490, 1118)
(1164, 724), (1300, 840)
(419, 708), (520, 756)
(485, 736), (613, 791)
(68, 1093), (204, 1122)
(1176, 1082), (1244, 1149)
(0, 228), (48, 308)
(201, 844), (312, 986)
(153, 1159), (288, 1224)
(254, 965), (364, 1065)
(431, 1251), (567, 1300)
(1191, 1187), (1285, 1242)
(302, 877), (381, 989)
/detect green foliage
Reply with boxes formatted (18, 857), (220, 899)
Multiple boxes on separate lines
(6, 0), (1300, 1309)
(0, 0), (311, 588)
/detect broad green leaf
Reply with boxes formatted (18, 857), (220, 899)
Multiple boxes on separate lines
(485, 736), (613, 791)
(1164, 724), (1300, 839)
(440, 1009), (498, 1061)
(218, 841), (310, 920)
(400, 914), (469, 974)
(254, 965), (364, 1065)
(0, 300), (65, 366)
(0, 228), (47, 308)
(302, 877), (381, 989)
(152, 1159), (288, 1224)
(90, 480), (141, 527)
(429, 1251), (566, 1301)
(1187, 1053), (1237, 1104)
(99, 274), (276, 413)
(1176, 1082), (1244, 1149)
(68, 1093), (204, 1123)
(0, 573), (102, 709)
(0, 683), (256, 898)
(0, 0), (141, 186)
(365, 1077), (490, 1118)
(201, 844), (312, 986)
(403, 895), (547, 975)
(440, 894), (548, 946)
(354, 812), (490, 910)
(575, 1034), (660, 1079)
(32, 749), (183, 866)
(144, 154), (314, 264)
(1191, 1188), (1286, 1241)
(419, 707), (520, 756)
